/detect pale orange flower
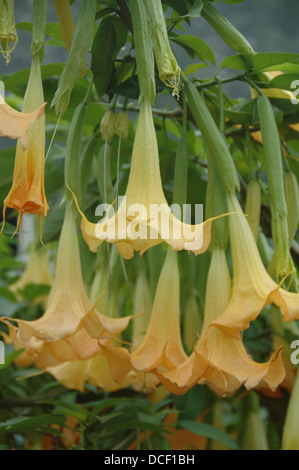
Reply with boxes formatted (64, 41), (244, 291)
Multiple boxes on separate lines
(2, 56), (49, 235)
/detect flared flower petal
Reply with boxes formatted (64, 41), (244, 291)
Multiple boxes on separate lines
(0, 95), (46, 150)
(73, 99), (218, 259)
(131, 248), (188, 373)
(211, 193), (299, 339)
(156, 247), (285, 396)
(46, 340), (134, 392)
(1, 206), (133, 356)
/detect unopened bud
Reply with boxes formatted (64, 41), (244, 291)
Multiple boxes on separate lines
(100, 109), (117, 141)
(115, 110), (130, 140)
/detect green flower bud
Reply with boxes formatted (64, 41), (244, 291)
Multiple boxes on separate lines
(115, 110), (130, 140)
(100, 109), (117, 141)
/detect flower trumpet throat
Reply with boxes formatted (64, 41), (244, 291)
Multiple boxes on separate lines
(71, 98), (224, 259)
(2, 56), (49, 235)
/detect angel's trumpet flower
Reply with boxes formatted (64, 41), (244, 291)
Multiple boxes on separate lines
(156, 246), (285, 396)
(1, 205), (134, 355)
(73, 99), (218, 260)
(131, 248), (188, 374)
(2, 56), (49, 234)
(210, 192), (299, 339)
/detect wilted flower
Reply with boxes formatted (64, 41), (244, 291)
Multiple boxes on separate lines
(0, 0), (18, 63)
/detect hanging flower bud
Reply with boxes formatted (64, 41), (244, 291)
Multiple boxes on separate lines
(245, 180), (261, 242)
(0, 0), (18, 64)
(100, 109), (117, 141)
(115, 110), (130, 140)
(284, 171), (299, 248)
(241, 392), (269, 450)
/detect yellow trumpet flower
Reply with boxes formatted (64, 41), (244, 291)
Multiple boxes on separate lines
(2, 56), (49, 234)
(2, 205), (133, 354)
(156, 246), (285, 397)
(211, 192), (299, 340)
(72, 99), (218, 260)
(0, 95), (46, 150)
(131, 248), (188, 374)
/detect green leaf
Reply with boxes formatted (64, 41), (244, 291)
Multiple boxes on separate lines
(92, 16), (117, 99)
(2, 63), (65, 91)
(111, 74), (167, 99)
(0, 415), (66, 434)
(221, 52), (299, 72)
(178, 420), (240, 450)
(18, 284), (51, 302)
(252, 53), (299, 72)
(184, 63), (207, 76)
(16, 22), (63, 39)
(0, 287), (16, 303)
(270, 73), (299, 91)
(163, 0), (188, 15)
(221, 54), (247, 70)
(42, 204), (66, 244)
(183, 0), (203, 18)
(171, 35), (215, 64)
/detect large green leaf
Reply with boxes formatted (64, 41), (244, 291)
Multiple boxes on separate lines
(91, 16), (117, 99)
(270, 73), (299, 91)
(221, 52), (299, 72)
(171, 34), (215, 64)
